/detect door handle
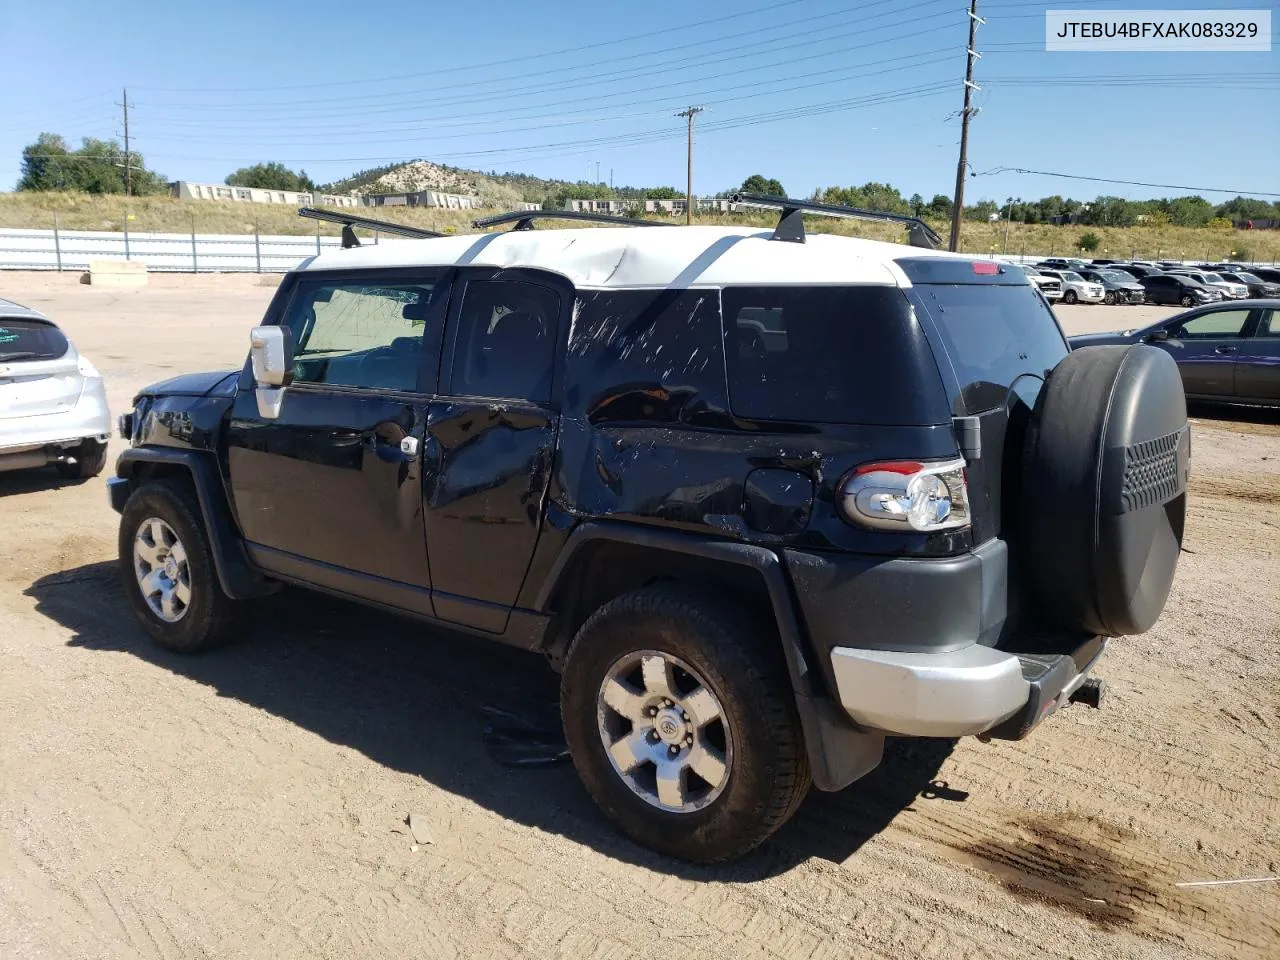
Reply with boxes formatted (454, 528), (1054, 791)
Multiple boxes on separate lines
(1214, 346), (1237, 355)
(400, 436), (420, 457)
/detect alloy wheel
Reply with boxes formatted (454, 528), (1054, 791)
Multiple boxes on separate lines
(133, 517), (192, 623)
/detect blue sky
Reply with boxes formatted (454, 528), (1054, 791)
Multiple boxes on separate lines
(3, 0), (1277, 203)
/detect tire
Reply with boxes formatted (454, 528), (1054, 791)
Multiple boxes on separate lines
(1062, 289), (1078, 304)
(1103, 292), (1116, 305)
(1020, 345), (1189, 637)
(118, 480), (247, 653)
(56, 439), (107, 479)
(561, 584), (810, 863)
(1181, 295), (1194, 307)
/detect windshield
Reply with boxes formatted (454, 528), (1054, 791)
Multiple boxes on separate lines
(0, 319), (69, 361)
(1063, 271), (1085, 283)
(1199, 273), (1224, 283)
(1101, 271), (1132, 283)
(1237, 272), (1262, 283)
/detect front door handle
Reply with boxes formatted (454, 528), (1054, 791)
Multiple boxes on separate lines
(1215, 345), (1237, 355)
(400, 436), (421, 457)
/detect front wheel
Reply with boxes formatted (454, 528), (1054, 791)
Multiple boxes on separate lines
(1103, 292), (1116, 305)
(1181, 295), (1194, 307)
(561, 584), (810, 862)
(1063, 289), (1078, 304)
(118, 480), (247, 653)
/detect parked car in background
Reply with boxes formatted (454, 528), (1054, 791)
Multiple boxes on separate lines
(1167, 270), (1248, 300)
(1069, 301), (1280, 407)
(1156, 261), (1185, 270)
(1115, 264), (1166, 280)
(1039, 269), (1106, 304)
(1139, 273), (1221, 307)
(1079, 269), (1145, 305)
(1090, 258), (1121, 266)
(1009, 263), (1062, 301)
(1217, 271), (1280, 299)
(1246, 267), (1280, 286)
(0, 298), (111, 478)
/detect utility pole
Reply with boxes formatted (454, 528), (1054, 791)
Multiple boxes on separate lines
(595, 160), (601, 184)
(676, 106), (703, 226)
(947, 0), (983, 251)
(121, 87), (132, 197)
(1003, 196), (1014, 253)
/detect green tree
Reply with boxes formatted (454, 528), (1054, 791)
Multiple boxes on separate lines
(1078, 231), (1101, 252)
(908, 193), (924, 216)
(816, 182), (909, 213)
(226, 162), (315, 191)
(965, 199), (998, 221)
(740, 174), (786, 197)
(17, 132), (166, 194)
(926, 194), (953, 218)
(1214, 196), (1275, 221)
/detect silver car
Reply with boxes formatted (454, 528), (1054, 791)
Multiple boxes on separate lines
(0, 298), (111, 478)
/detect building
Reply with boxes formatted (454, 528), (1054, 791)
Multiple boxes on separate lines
(170, 181), (359, 207)
(362, 190), (482, 210)
(565, 198), (737, 216)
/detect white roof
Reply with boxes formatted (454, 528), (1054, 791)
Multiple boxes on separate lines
(293, 225), (966, 289)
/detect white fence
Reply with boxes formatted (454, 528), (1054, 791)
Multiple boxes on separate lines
(0, 227), (384, 274)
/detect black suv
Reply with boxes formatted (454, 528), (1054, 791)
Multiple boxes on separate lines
(108, 203), (1190, 862)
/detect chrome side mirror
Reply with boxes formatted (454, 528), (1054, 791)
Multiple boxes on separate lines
(249, 326), (294, 419)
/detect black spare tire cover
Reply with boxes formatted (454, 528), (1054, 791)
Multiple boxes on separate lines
(1022, 344), (1189, 637)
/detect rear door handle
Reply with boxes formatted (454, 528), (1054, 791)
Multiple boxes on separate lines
(1215, 346), (1238, 355)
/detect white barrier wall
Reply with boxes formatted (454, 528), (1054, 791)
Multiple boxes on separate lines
(0, 227), (370, 273)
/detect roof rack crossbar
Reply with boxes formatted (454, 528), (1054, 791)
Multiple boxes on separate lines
(472, 209), (674, 231)
(730, 193), (942, 250)
(298, 207), (445, 248)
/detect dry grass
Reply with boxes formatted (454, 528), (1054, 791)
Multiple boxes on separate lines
(1, 192), (1276, 263)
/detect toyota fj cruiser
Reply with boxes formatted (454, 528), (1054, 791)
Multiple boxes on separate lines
(109, 198), (1190, 862)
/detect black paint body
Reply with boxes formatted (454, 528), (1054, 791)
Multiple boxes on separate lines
(114, 256), (1086, 788)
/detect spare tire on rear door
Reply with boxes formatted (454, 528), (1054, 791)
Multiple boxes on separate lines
(1021, 344), (1189, 637)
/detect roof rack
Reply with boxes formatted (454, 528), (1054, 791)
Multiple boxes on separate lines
(298, 207), (445, 249)
(730, 192), (942, 250)
(473, 209), (674, 231)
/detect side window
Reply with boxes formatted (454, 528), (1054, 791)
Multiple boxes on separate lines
(1261, 310), (1280, 337)
(283, 276), (442, 391)
(565, 288), (726, 423)
(1172, 310), (1251, 339)
(447, 280), (559, 403)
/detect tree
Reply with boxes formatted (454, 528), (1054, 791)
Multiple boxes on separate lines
(226, 162), (315, 191)
(1078, 231), (1101, 252)
(17, 132), (166, 195)
(815, 182), (910, 214)
(1214, 196), (1275, 221)
(965, 199), (998, 221)
(926, 194), (952, 219)
(740, 174), (786, 197)
(908, 193), (924, 216)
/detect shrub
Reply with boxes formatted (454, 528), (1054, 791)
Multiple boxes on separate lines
(1078, 231), (1101, 252)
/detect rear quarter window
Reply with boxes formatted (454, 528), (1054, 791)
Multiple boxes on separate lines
(722, 285), (948, 426)
(912, 282), (1068, 414)
(0, 320), (69, 361)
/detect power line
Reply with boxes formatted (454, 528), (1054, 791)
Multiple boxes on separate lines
(973, 166), (1280, 199)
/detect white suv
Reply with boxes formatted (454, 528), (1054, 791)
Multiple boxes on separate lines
(1039, 269), (1105, 305)
(0, 298), (111, 478)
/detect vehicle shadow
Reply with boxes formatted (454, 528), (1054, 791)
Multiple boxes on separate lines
(1186, 400), (1280, 428)
(0, 466), (92, 497)
(26, 561), (958, 880)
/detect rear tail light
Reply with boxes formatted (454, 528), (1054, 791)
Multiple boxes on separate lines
(838, 458), (970, 532)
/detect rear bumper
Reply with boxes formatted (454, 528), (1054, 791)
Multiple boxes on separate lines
(0, 380), (111, 472)
(829, 635), (1104, 738)
(786, 541), (1106, 739)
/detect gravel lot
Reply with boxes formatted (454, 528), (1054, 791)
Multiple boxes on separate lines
(1, 272), (1277, 960)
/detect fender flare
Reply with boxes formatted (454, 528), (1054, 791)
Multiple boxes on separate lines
(535, 523), (884, 792)
(113, 448), (275, 600)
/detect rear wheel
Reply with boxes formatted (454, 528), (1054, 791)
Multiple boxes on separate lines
(56, 439), (107, 479)
(561, 584), (810, 862)
(1062, 289), (1078, 304)
(118, 480), (246, 653)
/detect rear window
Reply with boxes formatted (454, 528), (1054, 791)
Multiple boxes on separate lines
(913, 283), (1068, 414)
(722, 285), (947, 425)
(0, 319), (69, 361)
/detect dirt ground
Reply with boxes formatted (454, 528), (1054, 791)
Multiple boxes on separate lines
(1, 272), (1277, 960)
